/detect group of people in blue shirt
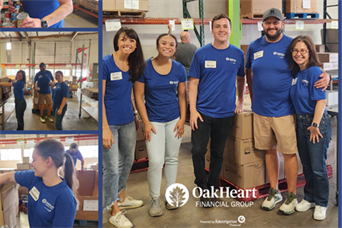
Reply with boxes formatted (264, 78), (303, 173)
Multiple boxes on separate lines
(103, 8), (332, 228)
(1, 0), (73, 28)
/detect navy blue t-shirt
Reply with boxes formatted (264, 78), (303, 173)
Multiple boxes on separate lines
(22, 0), (63, 28)
(66, 149), (83, 167)
(188, 43), (245, 118)
(137, 58), (187, 122)
(15, 170), (77, 228)
(53, 82), (69, 104)
(12, 80), (25, 100)
(102, 54), (134, 125)
(246, 35), (295, 117)
(34, 71), (54, 94)
(290, 66), (326, 115)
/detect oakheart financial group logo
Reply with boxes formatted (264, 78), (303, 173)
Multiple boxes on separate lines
(165, 183), (190, 208)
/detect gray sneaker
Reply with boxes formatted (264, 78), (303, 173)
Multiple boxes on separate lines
(279, 192), (298, 215)
(261, 187), (283, 211)
(149, 198), (163, 217)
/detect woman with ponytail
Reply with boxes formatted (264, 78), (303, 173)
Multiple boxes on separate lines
(0, 139), (78, 228)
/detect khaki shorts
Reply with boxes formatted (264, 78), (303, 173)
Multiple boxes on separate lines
(38, 93), (52, 105)
(253, 113), (297, 154)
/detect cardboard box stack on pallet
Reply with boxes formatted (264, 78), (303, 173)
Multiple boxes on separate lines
(16, 157), (32, 170)
(227, 0), (282, 19)
(0, 184), (19, 228)
(33, 88), (50, 112)
(75, 170), (98, 221)
(103, 0), (149, 14)
(285, 0), (317, 14)
(0, 77), (13, 99)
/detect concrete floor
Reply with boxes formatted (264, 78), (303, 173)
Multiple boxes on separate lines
(63, 9), (98, 28)
(4, 94), (98, 131)
(103, 117), (339, 228)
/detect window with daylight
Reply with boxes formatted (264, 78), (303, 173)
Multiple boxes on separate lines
(0, 149), (21, 160)
(24, 148), (34, 159)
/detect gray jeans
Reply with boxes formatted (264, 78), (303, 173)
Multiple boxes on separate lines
(102, 121), (136, 211)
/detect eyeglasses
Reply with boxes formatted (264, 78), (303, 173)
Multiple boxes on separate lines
(263, 21), (281, 26)
(291, 49), (310, 55)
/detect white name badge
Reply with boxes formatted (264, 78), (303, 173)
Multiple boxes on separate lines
(111, 72), (123, 81)
(292, 78), (298, 85)
(29, 186), (40, 201)
(205, 61), (216, 68)
(254, 51), (263, 60)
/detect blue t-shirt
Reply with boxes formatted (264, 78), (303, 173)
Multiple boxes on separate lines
(188, 43), (245, 118)
(12, 80), (25, 100)
(102, 54), (134, 125)
(22, 0), (63, 28)
(15, 170), (76, 228)
(66, 149), (83, 167)
(53, 82), (69, 104)
(246, 35), (295, 117)
(290, 66), (326, 115)
(137, 58), (187, 122)
(34, 71), (54, 94)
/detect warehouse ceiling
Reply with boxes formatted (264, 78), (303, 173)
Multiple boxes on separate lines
(0, 134), (82, 139)
(0, 32), (96, 43)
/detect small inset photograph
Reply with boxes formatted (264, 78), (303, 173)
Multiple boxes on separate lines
(0, 134), (99, 227)
(0, 32), (99, 131)
(0, 0), (98, 28)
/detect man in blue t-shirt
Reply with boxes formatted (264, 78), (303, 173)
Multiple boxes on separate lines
(246, 8), (330, 214)
(34, 62), (54, 124)
(66, 143), (85, 170)
(4, 0), (73, 28)
(188, 13), (245, 206)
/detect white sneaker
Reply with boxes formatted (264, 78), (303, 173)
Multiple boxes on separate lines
(109, 210), (133, 228)
(279, 192), (298, 215)
(261, 187), (283, 211)
(313, 205), (327, 220)
(118, 196), (144, 209)
(296, 199), (315, 212)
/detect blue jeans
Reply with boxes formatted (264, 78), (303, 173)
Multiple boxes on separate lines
(191, 112), (234, 190)
(296, 111), (332, 207)
(15, 99), (26, 130)
(145, 117), (182, 199)
(102, 121), (136, 211)
(53, 102), (67, 130)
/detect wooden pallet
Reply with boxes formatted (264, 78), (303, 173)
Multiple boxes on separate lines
(206, 165), (333, 202)
(285, 13), (319, 19)
(103, 11), (146, 17)
(240, 13), (263, 19)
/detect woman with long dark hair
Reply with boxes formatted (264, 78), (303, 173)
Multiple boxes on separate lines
(52, 70), (69, 130)
(0, 139), (78, 227)
(288, 35), (332, 220)
(134, 33), (187, 217)
(0, 70), (26, 130)
(102, 27), (145, 228)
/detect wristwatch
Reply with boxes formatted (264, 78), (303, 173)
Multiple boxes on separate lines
(133, 110), (138, 115)
(311, 122), (319, 128)
(40, 19), (48, 28)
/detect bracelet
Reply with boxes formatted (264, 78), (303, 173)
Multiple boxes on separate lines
(133, 110), (138, 115)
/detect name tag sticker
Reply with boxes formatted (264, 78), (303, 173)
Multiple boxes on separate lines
(29, 186), (40, 201)
(254, 51), (263, 60)
(292, 78), (298, 86)
(205, 61), (216, 68)
(111, 72), (123, 81)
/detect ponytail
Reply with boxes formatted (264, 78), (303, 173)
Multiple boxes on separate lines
(64, 153), (79, 198)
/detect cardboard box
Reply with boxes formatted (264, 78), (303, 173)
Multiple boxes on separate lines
(322, 62), (338, 71)
(229, 111), (253, 140)
(326, 91), (338, 108)
(266, 152), (285, 183)
(16, 163), (30, 170)
(223, 160), (266, 189)
(22, 157), (29, 163)
(76, 0), (98, 11)
(103, 0), (149, 12)
(135, 140), (148, 160)
(136, 119), (144, 141)
(75, 170), (98, 221)
(285, 0), (317, 13)
(317, 52), (338, 63)
(315, 45), (325, 53)
(226, 136), (265, 165)
(0, 184), (19, 227)
(238, 0), (282, 18)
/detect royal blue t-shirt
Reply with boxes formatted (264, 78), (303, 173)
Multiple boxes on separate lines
(15, 170), (76, 228)
(188, 43), (245, 118)
(53, 82), (69, 104)
(137, 58), (187, 122)
(290, 66), (326, 115)
(102, 54), (134, 125)
(22, 0), (63, 28)
(12, 80), (25, 100)
(66, 149), (83, 167)
(34, 71), (54, 94)
(246, 35), (295, 117)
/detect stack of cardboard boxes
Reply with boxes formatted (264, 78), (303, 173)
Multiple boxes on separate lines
(32, 88), (51, 112)
(103, 0), (149, 13)
(135, 116), (148, 160)
(0, 77), (12, 99)
(16, 157), (31, 170)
